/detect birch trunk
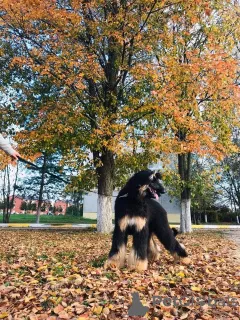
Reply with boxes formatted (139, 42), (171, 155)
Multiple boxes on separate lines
(36, 154), (47, 224)
(236, 215), (239, 224)
(178, 152), (192, 233)
(204, 214), (208, 223)
(96, 149), (114, 233)
(180, 197), (192, 233)
(97, 194), (113, 233)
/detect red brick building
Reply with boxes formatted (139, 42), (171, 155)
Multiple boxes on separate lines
(10, 196), (68, 215)
(54, 200), (68, 215)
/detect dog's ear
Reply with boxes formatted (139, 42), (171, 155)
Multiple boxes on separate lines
(149, 170), (156, 181)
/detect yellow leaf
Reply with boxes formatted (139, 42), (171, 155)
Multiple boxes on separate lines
(77, 315), (89, 320)
(37, 265), (48, 271)
(25, 296), (35, 303)
(191, 286), (201, 292)
(30, 280), (39, 284)
(93, 306), (103, 315)
(72, 266), (78, 272)
(0, 313), (8, 319)
(135, 286), (145, 291)
(177, 271), (185, 278)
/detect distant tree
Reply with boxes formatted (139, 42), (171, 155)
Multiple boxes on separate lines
(64, 183), (85, 217)
(66, 205), (83, 217)
(28, 202), (37, 212)
(18, 152), (66, 223)
(163, 155), (218, 224)
(217, 131), (240, 224)
(0, 163), (19, 222)
(20, 201), (27, 214)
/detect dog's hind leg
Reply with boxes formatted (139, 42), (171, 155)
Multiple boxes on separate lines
(153, 225), (187, 260)
(104, 224), (127, 269)
(128, 226), (149, 271)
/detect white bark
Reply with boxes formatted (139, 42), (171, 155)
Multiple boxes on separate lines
(180, 198), (192, 233)
(205, 214), (208, 223)
(97, 194), (113, 233)
(236, 215), (239, 224)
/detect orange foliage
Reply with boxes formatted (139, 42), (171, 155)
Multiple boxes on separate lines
(0, 0), (239, 164)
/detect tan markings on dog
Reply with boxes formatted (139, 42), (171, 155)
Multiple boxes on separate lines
(128, 249), (148, 271)
(119, 216), (147, 232)
(148, 236), (161, 262)
(179, 242), (185, 250)
(139, 184), (148, 196)
(149, 173), (155, 180)
(104, 244), (126, 269)
(118, 216), (128, 231)
(136, 259), (148, 271)
(172, 252), (180, 263)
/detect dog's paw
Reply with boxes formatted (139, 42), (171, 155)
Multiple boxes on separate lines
(104, 258), (120, 270)
(181, 257), (191, 265)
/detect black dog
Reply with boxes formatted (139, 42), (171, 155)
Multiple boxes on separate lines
(105, 170), (187, 271)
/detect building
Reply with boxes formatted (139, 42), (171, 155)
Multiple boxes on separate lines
(9, 196), (68, 215)
(83, 190), (180, 223)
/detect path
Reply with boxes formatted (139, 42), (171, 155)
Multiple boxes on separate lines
(224, 230), (240, 261)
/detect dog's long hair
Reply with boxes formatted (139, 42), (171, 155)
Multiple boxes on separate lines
(105, 170), (187, 271)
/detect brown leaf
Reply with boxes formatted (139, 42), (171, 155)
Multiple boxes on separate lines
(53, 304), (64, 314)
(58, 310), (70, 319)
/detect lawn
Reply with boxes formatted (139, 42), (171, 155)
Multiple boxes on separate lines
(0, 230), (239, 319)
(1, 214), (97, 224)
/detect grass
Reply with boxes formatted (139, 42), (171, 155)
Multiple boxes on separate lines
(1, 214), (97, 224)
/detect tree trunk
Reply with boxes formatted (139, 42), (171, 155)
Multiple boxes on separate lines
(236, 215), (239, 224)
(9, 162), (19, 217)
(204, 214), (208, 223)
(180, 188), (192, 233)
(2, 166), (11, 223)
(36, 154), (47, 223)
(96, 149), (114, 233)
(178, 153), (192, 233)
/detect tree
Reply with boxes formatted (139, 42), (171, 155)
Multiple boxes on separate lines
(0, 163), (18, 222)
(18, 152), (65, 222)
(0, 0), (175, 232)
(217, 131), (240, 224)
(0, 0), (239, 233)
(20, 200), (27, 214)
(64, 183), (85, 217)
(149, 1), (239, 232)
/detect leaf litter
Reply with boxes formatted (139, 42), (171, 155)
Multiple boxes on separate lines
(0, 230), (239, 319)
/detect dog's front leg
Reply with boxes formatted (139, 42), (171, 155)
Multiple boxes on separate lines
(128, 224), (149, 271)
(104, 224), (127, 269)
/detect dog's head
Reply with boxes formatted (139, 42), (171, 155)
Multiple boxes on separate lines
(126, 170), (165, 200)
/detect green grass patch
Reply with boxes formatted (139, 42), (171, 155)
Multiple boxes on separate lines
(90, 254), (108, 268)
(3, 214), (96, 224)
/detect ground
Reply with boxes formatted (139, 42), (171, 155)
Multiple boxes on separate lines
(224, 230), (240, 261)
(0, 230), (239, 320)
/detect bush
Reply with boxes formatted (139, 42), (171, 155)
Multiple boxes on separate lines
(66, 205), (83, 216)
